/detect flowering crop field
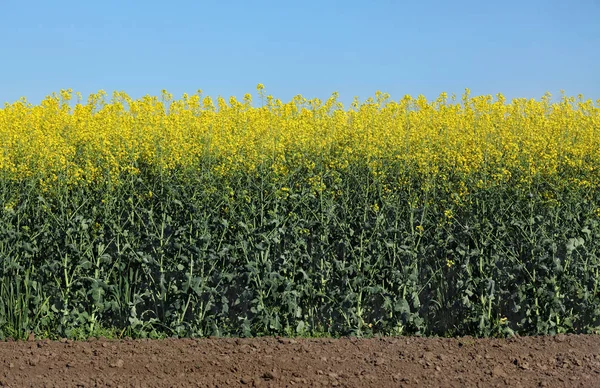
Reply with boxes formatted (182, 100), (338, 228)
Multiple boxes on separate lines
(1, 87), (600, 190)
(1, 86), (599, 340)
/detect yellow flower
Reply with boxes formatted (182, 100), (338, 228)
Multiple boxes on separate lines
(0, 87), (597, 195)
(3, 200), (16, 213)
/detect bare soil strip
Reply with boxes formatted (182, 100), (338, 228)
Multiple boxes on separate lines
(1, 335), (599, 387)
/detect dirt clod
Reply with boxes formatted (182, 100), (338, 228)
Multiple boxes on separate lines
(240, 375), (252, 384)
(262, 370), (278, 380)
(492, 366), (508, 378)
(109, 359), (124, 368)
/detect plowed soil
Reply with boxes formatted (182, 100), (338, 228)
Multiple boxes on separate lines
(1, 334), (599, 387)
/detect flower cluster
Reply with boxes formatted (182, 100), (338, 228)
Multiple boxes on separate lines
(1, 87), (598, 192)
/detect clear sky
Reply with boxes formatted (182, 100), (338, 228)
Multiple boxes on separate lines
(1, 0), (598, 107)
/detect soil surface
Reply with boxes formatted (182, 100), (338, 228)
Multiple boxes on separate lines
(1, 334), (599, 387)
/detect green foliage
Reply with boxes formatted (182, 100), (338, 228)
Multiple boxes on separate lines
(1, 161), (600, 339)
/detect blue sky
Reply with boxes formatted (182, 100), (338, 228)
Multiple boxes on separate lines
(1, 0), (598, 107)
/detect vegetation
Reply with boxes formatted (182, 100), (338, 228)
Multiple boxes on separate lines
(1, 86), (599, 340)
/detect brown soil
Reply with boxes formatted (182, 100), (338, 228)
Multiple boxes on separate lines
(1, 334), (599, 387)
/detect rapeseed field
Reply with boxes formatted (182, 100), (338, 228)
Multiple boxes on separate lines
(1, 86), (599, 340)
